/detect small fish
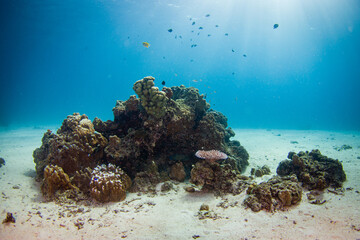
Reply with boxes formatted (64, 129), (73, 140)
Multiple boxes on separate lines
(142, 42), (150, 48)
(163, 56), (166, 59)
(243, 54), (247, 57)
(190, 59), (194, 62)
(161, 81), (166, 85)
(191, 44), (197, 48)
(273, 24), (279, 29)
(225, 33), (229, 36)
(199, 27), (203, 30)
(232, 49), (235, 52)
(207, 34), (211, 37)
(179, 35), (182, 39)
(168, 28), (173, 32)
(192, 79), (198, 82)
(192, 21), (195, 25)
(215, 25), (219, 27)
(232, 72), (235, 75)
(205, 14), (210, 17)
(174, 73), (178, 77)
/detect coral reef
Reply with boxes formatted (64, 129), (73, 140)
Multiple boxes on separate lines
(93, 76), (249, 177)
(250, 165), (271, 177)
(90, 164), (131, 202)
(190, 160), (250, 195)
(130, 161), (166, 193)
(276, 149), (346, 190)
(33, 76), (249, 202)
(33, 113), (108, 179)
(244, 175), (302, 212)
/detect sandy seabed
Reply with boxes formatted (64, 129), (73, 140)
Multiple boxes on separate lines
(0, 127), (359, 240)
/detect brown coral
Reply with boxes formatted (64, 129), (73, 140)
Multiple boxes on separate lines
(41, 165), (78, 199)
(90, 164), (131, 202)
(190, 160), (249, 195)
(33, 113), (108, 179)
(277, 149), (346, 190)
(244, 175), (302, 212)
(169, 162), (186, 182)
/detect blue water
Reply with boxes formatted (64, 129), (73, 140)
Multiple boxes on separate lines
(1, 0), (360, 130)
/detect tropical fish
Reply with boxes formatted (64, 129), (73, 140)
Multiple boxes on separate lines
(243, 54), (247, 57)
(215, 25), (219, 27)
(207, 34), (211, 37)
(199, 27), (203, 30)
(225, 33), (229, 36)
(192, 21), (195, 25)
(232, 49), (235, 52)
(142, 42), (150, 48)
(205, 14), (210, 17)
(168, 29), (173, 32)
(273, 24), (279, 29)
(161, 81), (166, 85)
(192, 79), (198, 82)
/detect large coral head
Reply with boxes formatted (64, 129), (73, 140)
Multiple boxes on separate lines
(195, 150), (228, 163)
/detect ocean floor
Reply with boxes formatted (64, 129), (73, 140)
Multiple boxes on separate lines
(0, 127), (360, 239)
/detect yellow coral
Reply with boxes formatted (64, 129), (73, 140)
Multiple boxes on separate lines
(133, 76), (168, 118)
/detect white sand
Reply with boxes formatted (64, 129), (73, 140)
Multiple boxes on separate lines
(0, 127), (360, 239)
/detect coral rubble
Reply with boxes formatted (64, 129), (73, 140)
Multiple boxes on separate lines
(276, 149), (346, 190)
(33, 76), (249, 202)
(244, 175), (302, 212)
(2, 212), (15, 224)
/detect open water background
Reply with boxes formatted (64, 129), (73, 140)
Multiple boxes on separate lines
(1, 0), (360, 130)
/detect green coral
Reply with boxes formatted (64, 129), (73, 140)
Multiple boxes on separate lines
(133, 76), (168, 118)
